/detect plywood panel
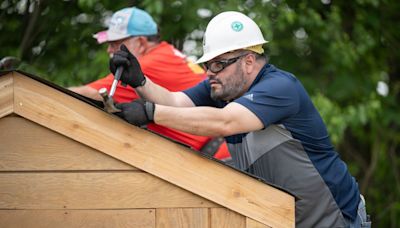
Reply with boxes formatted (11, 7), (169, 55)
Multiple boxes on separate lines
(13, 72), (295, 227)
(156, 208), (208, 228)
(0, 209), (155, 228)
(0, 116), (136, 171)
(0, 73), (13, 118)
(0, 172), (217, 209)
(211, 208), (246, 228)
(246, 217), (272, 228)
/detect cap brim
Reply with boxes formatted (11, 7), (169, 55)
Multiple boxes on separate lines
(93, 30), (131, 44)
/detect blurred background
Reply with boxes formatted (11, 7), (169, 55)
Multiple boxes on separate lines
(1, 0), (399, 226)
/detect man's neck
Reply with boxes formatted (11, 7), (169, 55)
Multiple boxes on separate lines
(143, 42), (160, 55)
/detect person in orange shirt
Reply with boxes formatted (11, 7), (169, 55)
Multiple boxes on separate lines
(70, 7), (230, 161)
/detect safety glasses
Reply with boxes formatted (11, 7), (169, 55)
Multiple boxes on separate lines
(204, 53), (248, 74)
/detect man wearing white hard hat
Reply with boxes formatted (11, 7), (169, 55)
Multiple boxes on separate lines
(110, 11), (370, 227)
(70, 7), (231, 161)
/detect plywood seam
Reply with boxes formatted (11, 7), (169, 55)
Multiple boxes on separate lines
(0, 170), (144, 174)
(11, 72), (14, 114)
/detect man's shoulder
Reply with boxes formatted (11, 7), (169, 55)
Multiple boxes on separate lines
(263, 65), (297, 81)
(146, 41), (178, 57)
(252, 66), (299, 93)
(140, 41), (185, 65)
(254, 73), (296, 91)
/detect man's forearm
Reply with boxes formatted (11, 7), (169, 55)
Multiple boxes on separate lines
(136, 77), (194, 107)
(69, 85), (102, 101)
(154, 105), (230, 137)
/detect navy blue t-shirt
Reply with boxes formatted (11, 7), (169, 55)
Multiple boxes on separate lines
(184, 64), (360, 227)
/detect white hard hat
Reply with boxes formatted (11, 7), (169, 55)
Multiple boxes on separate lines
(196, 11), (268, 63)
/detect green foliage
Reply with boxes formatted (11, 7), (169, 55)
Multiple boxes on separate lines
(0, 0), (127, 86)
(1, 0), (399, 226)
(312, 92), (381, 145)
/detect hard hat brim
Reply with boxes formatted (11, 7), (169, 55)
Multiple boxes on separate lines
(196, 40), (268, 64)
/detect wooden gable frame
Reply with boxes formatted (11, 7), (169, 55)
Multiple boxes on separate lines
(0, 71), (294, 227)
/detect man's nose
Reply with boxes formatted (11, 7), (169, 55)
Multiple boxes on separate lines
(107, 45), (114, 54)
(206, 69), (217, 78)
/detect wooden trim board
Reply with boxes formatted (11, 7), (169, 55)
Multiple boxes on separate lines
(0, 74), (13, 118)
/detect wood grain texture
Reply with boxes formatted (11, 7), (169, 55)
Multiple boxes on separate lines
(156, 208), (208, 228)
(246, 218), (272, 228)
(0, 172), (217, 209)
(0, 116), (136, 171)
(0, 209), (155, 228)
(210, 208), (246, 228)
(12, 72), (294, 227)
(0, 73), (13, 118)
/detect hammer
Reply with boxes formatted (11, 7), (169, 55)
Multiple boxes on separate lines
(99, 66), (124, 113)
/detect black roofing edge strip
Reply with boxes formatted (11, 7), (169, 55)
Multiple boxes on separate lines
(1, 70), (105, 109)
(0, 70), (12, 76)
(0, 70), (295, 198)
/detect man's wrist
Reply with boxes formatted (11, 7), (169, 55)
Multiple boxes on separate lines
(139, 76), (147, 87)
(144, 101), (155, 121)
(129, 76), (146, 88)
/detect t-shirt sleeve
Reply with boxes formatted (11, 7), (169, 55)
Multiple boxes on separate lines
(87, 74), (114, 90)
(183, 80), (215, 106)
(234, 75), (300, 127)
(86, 73), (140, 103)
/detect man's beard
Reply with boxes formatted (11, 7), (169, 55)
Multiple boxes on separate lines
(210, 65), (246, 101)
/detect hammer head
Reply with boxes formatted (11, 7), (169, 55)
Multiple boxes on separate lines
(99, 88), (121, 113)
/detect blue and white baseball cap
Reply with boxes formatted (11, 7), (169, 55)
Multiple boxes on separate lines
(94, 7), (158, 44)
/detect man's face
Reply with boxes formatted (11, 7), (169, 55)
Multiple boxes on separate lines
(107, 36), (141, 57)
(206, 52), (248, 101)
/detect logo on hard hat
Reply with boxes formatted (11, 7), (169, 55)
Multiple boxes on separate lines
(231, 21), (243, 32)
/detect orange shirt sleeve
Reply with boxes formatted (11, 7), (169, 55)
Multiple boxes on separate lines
(87, 73), (139, 103)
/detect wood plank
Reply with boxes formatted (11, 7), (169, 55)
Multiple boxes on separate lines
(156, 208), (208, 228)
(13, 72), (294, 227)
(0, 116), (136, 171)
(0, 172), (217, 209)
(210, 208), (245, 228)
(246, 217), (272, 228)
(0, 73), (13, 118)
(0, 209), (155, 228)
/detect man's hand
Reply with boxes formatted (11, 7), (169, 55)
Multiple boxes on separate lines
(109, 44), (146, 88)
(114, 99), (155, 127)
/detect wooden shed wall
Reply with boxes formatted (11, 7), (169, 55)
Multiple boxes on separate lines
(0, 115), (270, 228)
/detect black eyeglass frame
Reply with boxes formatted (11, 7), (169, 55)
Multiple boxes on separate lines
(204, 53), (249, 74)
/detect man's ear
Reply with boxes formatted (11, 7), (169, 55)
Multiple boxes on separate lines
(244, 53), (257, 74)
(137, 36), (148, 55)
